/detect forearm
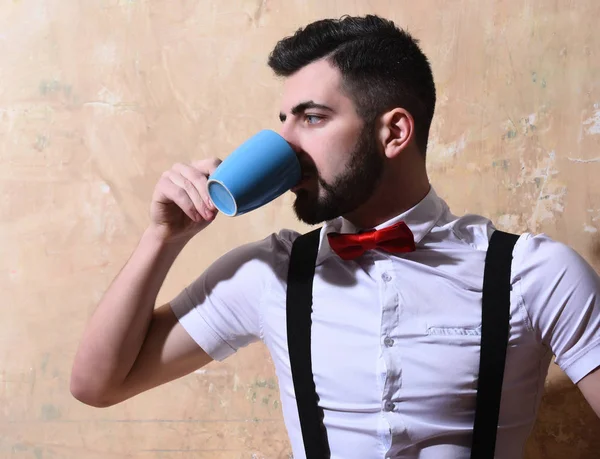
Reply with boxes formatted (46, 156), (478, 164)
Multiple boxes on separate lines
(71, 227), (190, 400)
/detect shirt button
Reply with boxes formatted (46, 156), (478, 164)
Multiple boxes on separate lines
(383, 400), (395, 411)
(381, 272), (392, 282)
(384, 336), (395, 347)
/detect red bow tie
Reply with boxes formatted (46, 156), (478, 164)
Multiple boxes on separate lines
(327, 221), (416, 261)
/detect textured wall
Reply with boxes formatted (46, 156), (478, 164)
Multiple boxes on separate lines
(1, 1), (599, 458)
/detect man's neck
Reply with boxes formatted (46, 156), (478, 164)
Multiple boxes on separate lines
(342, 171), (431, 229)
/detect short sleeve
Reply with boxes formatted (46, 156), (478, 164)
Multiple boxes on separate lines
(170, 232), (290, 361)
(515, 234), (600, 383)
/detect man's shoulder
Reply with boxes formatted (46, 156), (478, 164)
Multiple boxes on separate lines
(213, 228), (305, 275)
(513, 232), (586, 270)
(430, 210), (495, 251)
(512, 232), (599, 302)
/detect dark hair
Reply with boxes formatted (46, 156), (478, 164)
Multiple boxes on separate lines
(268, 15), (436, 156)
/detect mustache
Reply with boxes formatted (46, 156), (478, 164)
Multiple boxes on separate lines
(301, 167), (317, 177)
(296, 153), (317, 176)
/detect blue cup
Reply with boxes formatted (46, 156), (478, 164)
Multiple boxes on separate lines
(207, 130), (301, 216)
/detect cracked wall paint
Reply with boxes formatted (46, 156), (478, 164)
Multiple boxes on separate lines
(583, 104), (600, 136)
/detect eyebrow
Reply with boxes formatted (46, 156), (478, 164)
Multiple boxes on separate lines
(279, 100), (334, 122)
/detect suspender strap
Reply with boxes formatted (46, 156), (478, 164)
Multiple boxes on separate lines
(470, 230), (519, 459)
(286, 228), (330, 459)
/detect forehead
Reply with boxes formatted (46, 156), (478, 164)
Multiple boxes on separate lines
(280, 59), (354, 112)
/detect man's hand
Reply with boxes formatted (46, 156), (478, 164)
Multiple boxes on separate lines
(149, 159), (222, 243)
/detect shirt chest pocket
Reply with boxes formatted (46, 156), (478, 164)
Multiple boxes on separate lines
(427, 324), (482, 336)
(415, 322), (483, 395)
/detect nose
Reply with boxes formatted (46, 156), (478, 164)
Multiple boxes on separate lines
(279, 122), (302, 154)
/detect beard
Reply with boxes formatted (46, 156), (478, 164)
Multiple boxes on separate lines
(293, 121), (384, 225)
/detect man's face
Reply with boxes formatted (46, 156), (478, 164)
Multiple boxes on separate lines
(279, 59), (384, 225)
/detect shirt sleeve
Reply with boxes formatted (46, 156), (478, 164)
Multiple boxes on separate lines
(515, 233), (600, 383)
(169, 232), (290, 361)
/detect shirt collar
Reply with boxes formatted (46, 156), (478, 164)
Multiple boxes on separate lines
(315, 186), (446, 265)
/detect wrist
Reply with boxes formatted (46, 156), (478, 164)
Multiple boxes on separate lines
(142, 225), (194, 252)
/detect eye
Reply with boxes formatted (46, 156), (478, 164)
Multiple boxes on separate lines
(304, 114), (324, 125)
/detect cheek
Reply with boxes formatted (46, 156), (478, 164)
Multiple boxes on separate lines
(304, 123), (361, 177)
(307, 142), (343, 183)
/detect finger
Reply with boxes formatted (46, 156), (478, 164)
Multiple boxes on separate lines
(192, 158), (222, 176)
(166, 168), (209, 219)
(203, 159), (223, 210)
(159, 173), (201, 222)
(172, 163), (215, 213)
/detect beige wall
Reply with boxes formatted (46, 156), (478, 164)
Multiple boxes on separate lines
(1, 1), (600, 458)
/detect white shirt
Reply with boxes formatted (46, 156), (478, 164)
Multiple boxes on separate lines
(171, 187), (600, 459)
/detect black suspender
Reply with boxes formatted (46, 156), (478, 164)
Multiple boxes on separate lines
(470, 230), (520, 458)
(286, 228), (330, 458)
(286, 228), (519, 459)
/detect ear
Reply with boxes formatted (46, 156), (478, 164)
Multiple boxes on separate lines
(378, 108), (415, 159)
